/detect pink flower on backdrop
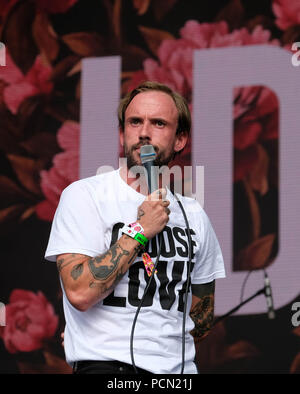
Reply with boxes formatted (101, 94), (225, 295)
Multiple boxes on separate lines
(0, 52), (53, 114)
(128, 21), (279, 181)
(272, 0), (300, 30)
(36, 121), (79, 221)
(0, 289), (58, 353)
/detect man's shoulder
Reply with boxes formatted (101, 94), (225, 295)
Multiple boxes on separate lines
(63, 169), (119, 195)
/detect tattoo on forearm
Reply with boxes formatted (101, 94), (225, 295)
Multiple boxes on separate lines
(88, 242), (130, 281)
(127, 245), (142, 265)
(89, 271), (124, 292)
(190, 294), (214, 341)
(89, 244), (141, 292)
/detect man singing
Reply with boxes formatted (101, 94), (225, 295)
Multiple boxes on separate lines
(45, 81), (225, 374)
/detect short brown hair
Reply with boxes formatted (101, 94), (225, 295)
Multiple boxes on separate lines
(118, 81), (191, 137)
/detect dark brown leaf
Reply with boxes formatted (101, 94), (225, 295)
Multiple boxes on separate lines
(7, 154), (43, 196)
(0, 175), (32, 209)
(247, 144), (269, 195)
(112, 0), (122, 43)
(138, 26), (174, 56)
(120, 44), (150, 71)
(44, 94), (79, 123)
(133, 0), (151, 15)
(293, 326), (300, 337)
(50, 55), (80, 82)
(215, 0), (245, 29)
(20, 205), (36, 221)
(152, 0), (178, 22)
(242, 178), (261, 241)
(246, 15), (274, 32)
(235, 233), (276, 270)
(32, 10), (59, 64)
(0, 123), (21, 153)
(2, 1), (38, 73)
(282, 25), (300, 47)
(0, 204), (26, 223)
(43, 351), (72, 374)
(290, 352), (300, 374)
(20, 132), (60, 161)
(17, 95), (44, 136)
(17, 352), (72, 374)
(196, 322), (260, 372)
(62, 32), (105, 57)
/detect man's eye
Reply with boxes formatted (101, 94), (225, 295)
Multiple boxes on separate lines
(156, 120), (165, 127)
(130, 119), (140, 125)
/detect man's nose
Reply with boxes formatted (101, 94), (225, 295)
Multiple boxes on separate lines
(139, 121), (151, 140)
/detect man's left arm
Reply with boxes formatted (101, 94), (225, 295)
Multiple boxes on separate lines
(189, 280), (215, 343)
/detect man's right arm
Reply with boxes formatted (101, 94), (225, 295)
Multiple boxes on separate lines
(57, 188), (170, 312)
(57, 234), (143, 312)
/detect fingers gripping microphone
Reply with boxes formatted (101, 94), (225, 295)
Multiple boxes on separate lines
(264, 271), (275, 319)
(140, 145), (158, 194)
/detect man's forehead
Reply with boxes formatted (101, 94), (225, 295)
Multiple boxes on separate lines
(125, 90), (178, 118)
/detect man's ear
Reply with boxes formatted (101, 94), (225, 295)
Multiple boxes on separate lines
(119, 127), (124, 147)
(174, 131), (188, 153)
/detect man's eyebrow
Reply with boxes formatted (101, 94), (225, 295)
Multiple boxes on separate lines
(151, 117), (167, 122)
(126, 116), (142, 121)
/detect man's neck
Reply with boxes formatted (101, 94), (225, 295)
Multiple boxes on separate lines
(120, 165), (170, 196)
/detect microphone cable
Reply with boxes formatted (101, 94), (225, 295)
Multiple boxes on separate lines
(129, 192), (193, 374)
(174, 194), (193, 375)
(130, 232), (163, 374)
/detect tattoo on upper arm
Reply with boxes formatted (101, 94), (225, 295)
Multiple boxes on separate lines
(57, 254), (76, 273)
(71, 263), (84, 280)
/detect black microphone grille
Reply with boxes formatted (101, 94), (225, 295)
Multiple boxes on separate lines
(140, 144), (156, 164)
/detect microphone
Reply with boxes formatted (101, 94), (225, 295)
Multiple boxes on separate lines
(264, 271), (275, 319)
(140, 145), (158, 194)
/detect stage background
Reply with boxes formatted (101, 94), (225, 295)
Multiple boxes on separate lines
(0, 0), (299, 374)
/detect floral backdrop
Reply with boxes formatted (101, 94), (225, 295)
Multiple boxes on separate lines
(0, 0), (299, 374)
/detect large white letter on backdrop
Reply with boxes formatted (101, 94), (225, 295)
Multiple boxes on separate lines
(193, 46), (300, 315)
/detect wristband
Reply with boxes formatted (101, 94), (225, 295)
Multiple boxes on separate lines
(129, 222), (145, 235)
(121, 224), (148, 246)
(133, 232), (148, 246)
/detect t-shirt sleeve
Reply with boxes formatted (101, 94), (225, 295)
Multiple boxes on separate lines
(192, 207), (226, 284)
(44, 181), (105, 262)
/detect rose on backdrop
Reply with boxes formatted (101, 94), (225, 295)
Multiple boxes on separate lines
(36, 120), (80, 221)
(272, 0), (300, 30)
(0, 289), (58, 354)
(128, 20), (280, 182)
(0, 52), (53, 114)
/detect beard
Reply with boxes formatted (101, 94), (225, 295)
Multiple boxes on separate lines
(123, 140), (176, 170)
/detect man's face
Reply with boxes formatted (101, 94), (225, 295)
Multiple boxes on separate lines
(120, 91), (187, 169)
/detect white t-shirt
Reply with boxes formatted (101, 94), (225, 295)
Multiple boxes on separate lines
(45, 169), (225, 374)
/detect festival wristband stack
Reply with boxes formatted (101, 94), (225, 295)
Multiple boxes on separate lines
(121, 222), (148, 247)
(121, 222), (157, 276)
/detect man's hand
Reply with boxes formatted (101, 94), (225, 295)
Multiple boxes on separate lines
(136, 188), (170, 239)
